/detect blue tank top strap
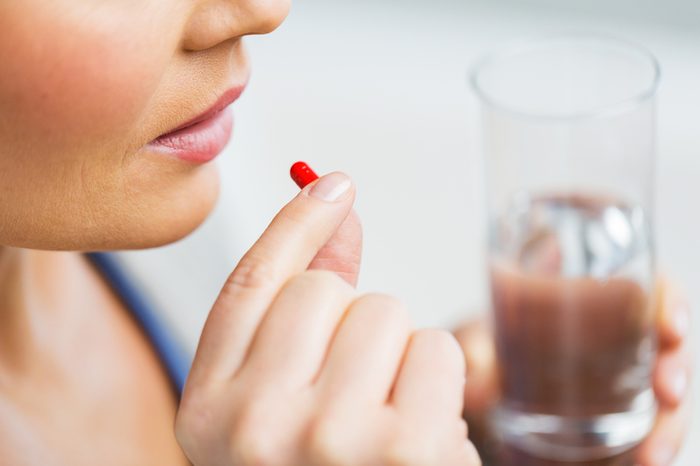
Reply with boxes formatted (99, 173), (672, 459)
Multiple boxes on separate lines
(85, 252), (190, 396)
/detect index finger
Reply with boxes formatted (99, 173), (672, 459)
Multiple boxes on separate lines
(188, 172), (356, 384)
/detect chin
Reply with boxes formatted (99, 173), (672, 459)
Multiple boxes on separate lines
(63, 162), (223, 252)
(2, 158), (223, 252)
(114, 164), (222, 250)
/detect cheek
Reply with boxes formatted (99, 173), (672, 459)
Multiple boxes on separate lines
(0, 2), (182, 158)
(0, 2), (222, 249)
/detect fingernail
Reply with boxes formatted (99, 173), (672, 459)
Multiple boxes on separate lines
(669, 367), (688, 401)
(308, 172), (352, 202)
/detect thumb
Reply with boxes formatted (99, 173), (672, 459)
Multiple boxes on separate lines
(307, 209), (363, 286)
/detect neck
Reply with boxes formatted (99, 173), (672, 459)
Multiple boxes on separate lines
(0, 248), (84, 373)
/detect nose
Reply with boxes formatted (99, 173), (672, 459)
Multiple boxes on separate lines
(182, 0), (291, 51)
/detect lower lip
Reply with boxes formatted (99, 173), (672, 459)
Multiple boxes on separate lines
(146, 107), (234, 164)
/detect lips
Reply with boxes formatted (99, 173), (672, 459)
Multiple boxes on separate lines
(147, 86), (246, 164)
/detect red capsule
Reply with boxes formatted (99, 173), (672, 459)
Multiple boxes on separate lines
(290, 161), (319, 189)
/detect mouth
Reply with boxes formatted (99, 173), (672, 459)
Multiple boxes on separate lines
(147, 85), (247, 164)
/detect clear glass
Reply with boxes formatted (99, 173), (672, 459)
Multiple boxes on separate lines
(470, 35), (660, 462)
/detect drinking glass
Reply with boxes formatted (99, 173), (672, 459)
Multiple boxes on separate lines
(470, 35), (660, 461)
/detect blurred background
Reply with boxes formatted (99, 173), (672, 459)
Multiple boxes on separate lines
(117, 0), (699, 463)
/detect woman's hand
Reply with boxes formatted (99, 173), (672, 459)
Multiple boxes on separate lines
(637, 283), (692, 466)
(455, 281), (692, 466)
(176, 173), (481, 466)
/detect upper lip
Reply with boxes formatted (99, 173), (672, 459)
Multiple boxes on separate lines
(161, 85), (247, 136)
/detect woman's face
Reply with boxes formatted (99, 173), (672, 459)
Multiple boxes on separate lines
(0, 0), (289, 250)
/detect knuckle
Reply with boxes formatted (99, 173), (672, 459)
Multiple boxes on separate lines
(291, 269), (350, 293)
(233, 438), (278, 466)
(174, 389), (217, 457)
(413, 329), (466, 378)
(173, 411), (197, 452)
(226, 256), (277, 292)
(281, 271), (355, 308)
(416, 329), (464, 359)
(234, 444), (277, 466)
(383, 440), (435, 466)
(230, 400), (280, 466)
(383, 424), (474, 466)
(358, 293), (411, 327)
(305, 417), (353, 466)
(232, 400), (269, 440)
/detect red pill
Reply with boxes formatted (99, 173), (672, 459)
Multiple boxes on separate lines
(290, 161), (319, 188)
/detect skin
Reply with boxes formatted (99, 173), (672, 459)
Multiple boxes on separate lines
(457, 281), (693, 466)
(0, 0), (691, 465)
(0, 0), (271, 249)
(177, 175), (480, 465)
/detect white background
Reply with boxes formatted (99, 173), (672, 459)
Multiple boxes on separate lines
(119, 1), (700, 463)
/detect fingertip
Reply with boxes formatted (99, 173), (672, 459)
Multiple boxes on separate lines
(454, 318), (499, 415)
(653, 350), (688, 408)
(195, 170), (358, 380)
